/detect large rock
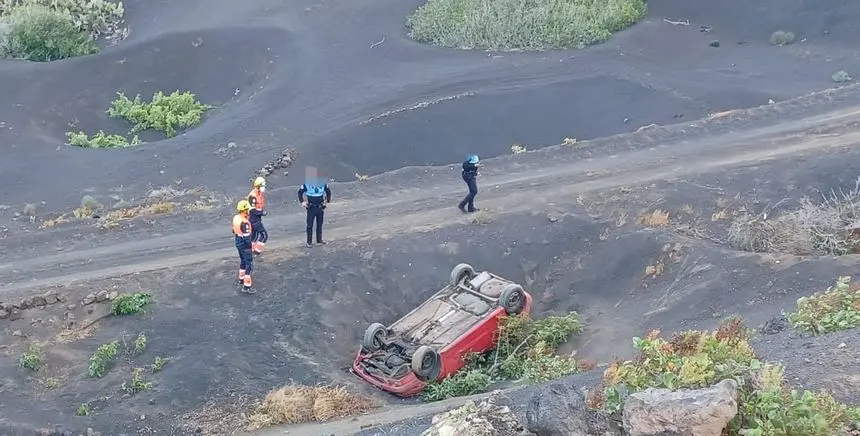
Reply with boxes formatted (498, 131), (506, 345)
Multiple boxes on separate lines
(423, 394), (531, 436)
(525, 380), (619, 436)
(622, 379), (740, 436)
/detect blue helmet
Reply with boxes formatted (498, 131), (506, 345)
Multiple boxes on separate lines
(467, 154), (479, 164)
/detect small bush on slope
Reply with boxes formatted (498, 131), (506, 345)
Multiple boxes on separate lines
(728, 180), (860, 256)
(422, 312), (585, 401)
(0, 4), (97, 61)
(247, 384), (375, 429)
(595, 317), (860, 436)
(787, 276), (860, 335)
(407, 0), (647, 51)
(66, 130), (142, 148)
(0, 0), (125, 39)
(107, 91), (213, 138)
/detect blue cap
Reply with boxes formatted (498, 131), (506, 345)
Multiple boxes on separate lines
(468, 154), (479, 164)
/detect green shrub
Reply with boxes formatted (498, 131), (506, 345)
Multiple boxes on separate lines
(121, 367), (152, 395)
(151, 356), (170, 372)
(0, 0), (125, 39)
(133, 332), (147, 354)
(19, 343), (43, 371)
(832, 70), (853, 83)
(769, 30), (795, 46)
(407, 0), (648, 51)
(66, 130), (142, 148)
(87, 340), (119, 377)
(422, 369), (491, 401)
(0, 4), (97, 61)
(111, 292), (152, 315)
(597, 318), (859, 436)
(107, 91), (212, 137)
(787, 276), (860, 334)
(76, 402), (90, 416)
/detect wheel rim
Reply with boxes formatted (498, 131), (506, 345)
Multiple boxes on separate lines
(421, 353), (434, 370)
(373, 332), (383, 348)
(507, 292), (522, 308)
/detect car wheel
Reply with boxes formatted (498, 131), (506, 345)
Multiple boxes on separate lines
(362, 323), (387, 351)
(450, 263), (476, 287)
(499, 284), (525, 315)
(411, 345), (442, 382)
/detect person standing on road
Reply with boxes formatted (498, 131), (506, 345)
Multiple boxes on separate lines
(232, 200), (256, 294)
(458, 154), (481, 213)
(247, 177), (268, 255)
(297, 178), (332, 248)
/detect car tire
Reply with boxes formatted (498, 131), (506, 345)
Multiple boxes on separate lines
(411, 345), (442, 382)
(450, 263), (476, 287)
(362, 323), (387, 351)
(499, 284), (526, 315)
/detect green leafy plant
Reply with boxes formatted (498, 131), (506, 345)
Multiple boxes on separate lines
(87, 340), (119, 378)
(595, 317), (859, 436)
(76, 402), (90, 416)
(121, 367), (153, 395)
(151, 356), (170, 372)
(0, 3), (97, 61)
(422, 312), (584, 401)
(19, 343), (43, 371)
(107, 91), (212, 137)
(787, 276), (860, 334)
(407, 0), (647, 51)
(422, 369), (491, 401)
(42, 377), (59, 388)
(0, 0), (126, 39)
(111, 292), (152, 316)
(66, 130), (142, 148)
(133, 332), (147, 354)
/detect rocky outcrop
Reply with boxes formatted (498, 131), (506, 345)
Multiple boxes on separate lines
(622, 379), (740, 436)
(422, 394), (532, 436)
(525, 380), (619, 436)
(0, 291), (64, 320)
(253, 148), (298, 179)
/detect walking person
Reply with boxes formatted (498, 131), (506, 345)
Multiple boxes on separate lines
(247, 177), (268, 255)
(458, 154), (481, 213)
(232, 200), (256, 294)
(297, 178), (332, 247)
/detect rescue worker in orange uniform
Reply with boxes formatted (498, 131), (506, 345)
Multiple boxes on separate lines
(232, 200), (256, 294)
(247, 177), (268, 255)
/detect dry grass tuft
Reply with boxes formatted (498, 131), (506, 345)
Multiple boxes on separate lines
(73, 195), (104, 219)
(727, 212), (776, 253)
(468, 209), (493, 225)
(96, 201), (176, 229)
(246, 384), (375, 430)
(638, 209), (669, 227)
(40, 213), (70, 228)
(644, 262), (664, 278)
(729, 180), (860, 255)
(183, 194), (224, 212)
(711, 209), (729, 222)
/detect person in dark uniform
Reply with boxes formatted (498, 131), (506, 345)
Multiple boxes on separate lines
(458, 154), (481, 213)
(297, 178), (332, 247)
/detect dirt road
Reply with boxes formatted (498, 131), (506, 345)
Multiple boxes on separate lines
(2, 105), (859, 300)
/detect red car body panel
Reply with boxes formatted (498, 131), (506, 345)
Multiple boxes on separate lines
(352, 270), (533, 397)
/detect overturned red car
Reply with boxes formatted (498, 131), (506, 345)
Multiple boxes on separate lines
(351, 263), (533, 397)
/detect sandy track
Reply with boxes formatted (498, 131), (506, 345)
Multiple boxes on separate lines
(1, 105), (859, 298)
